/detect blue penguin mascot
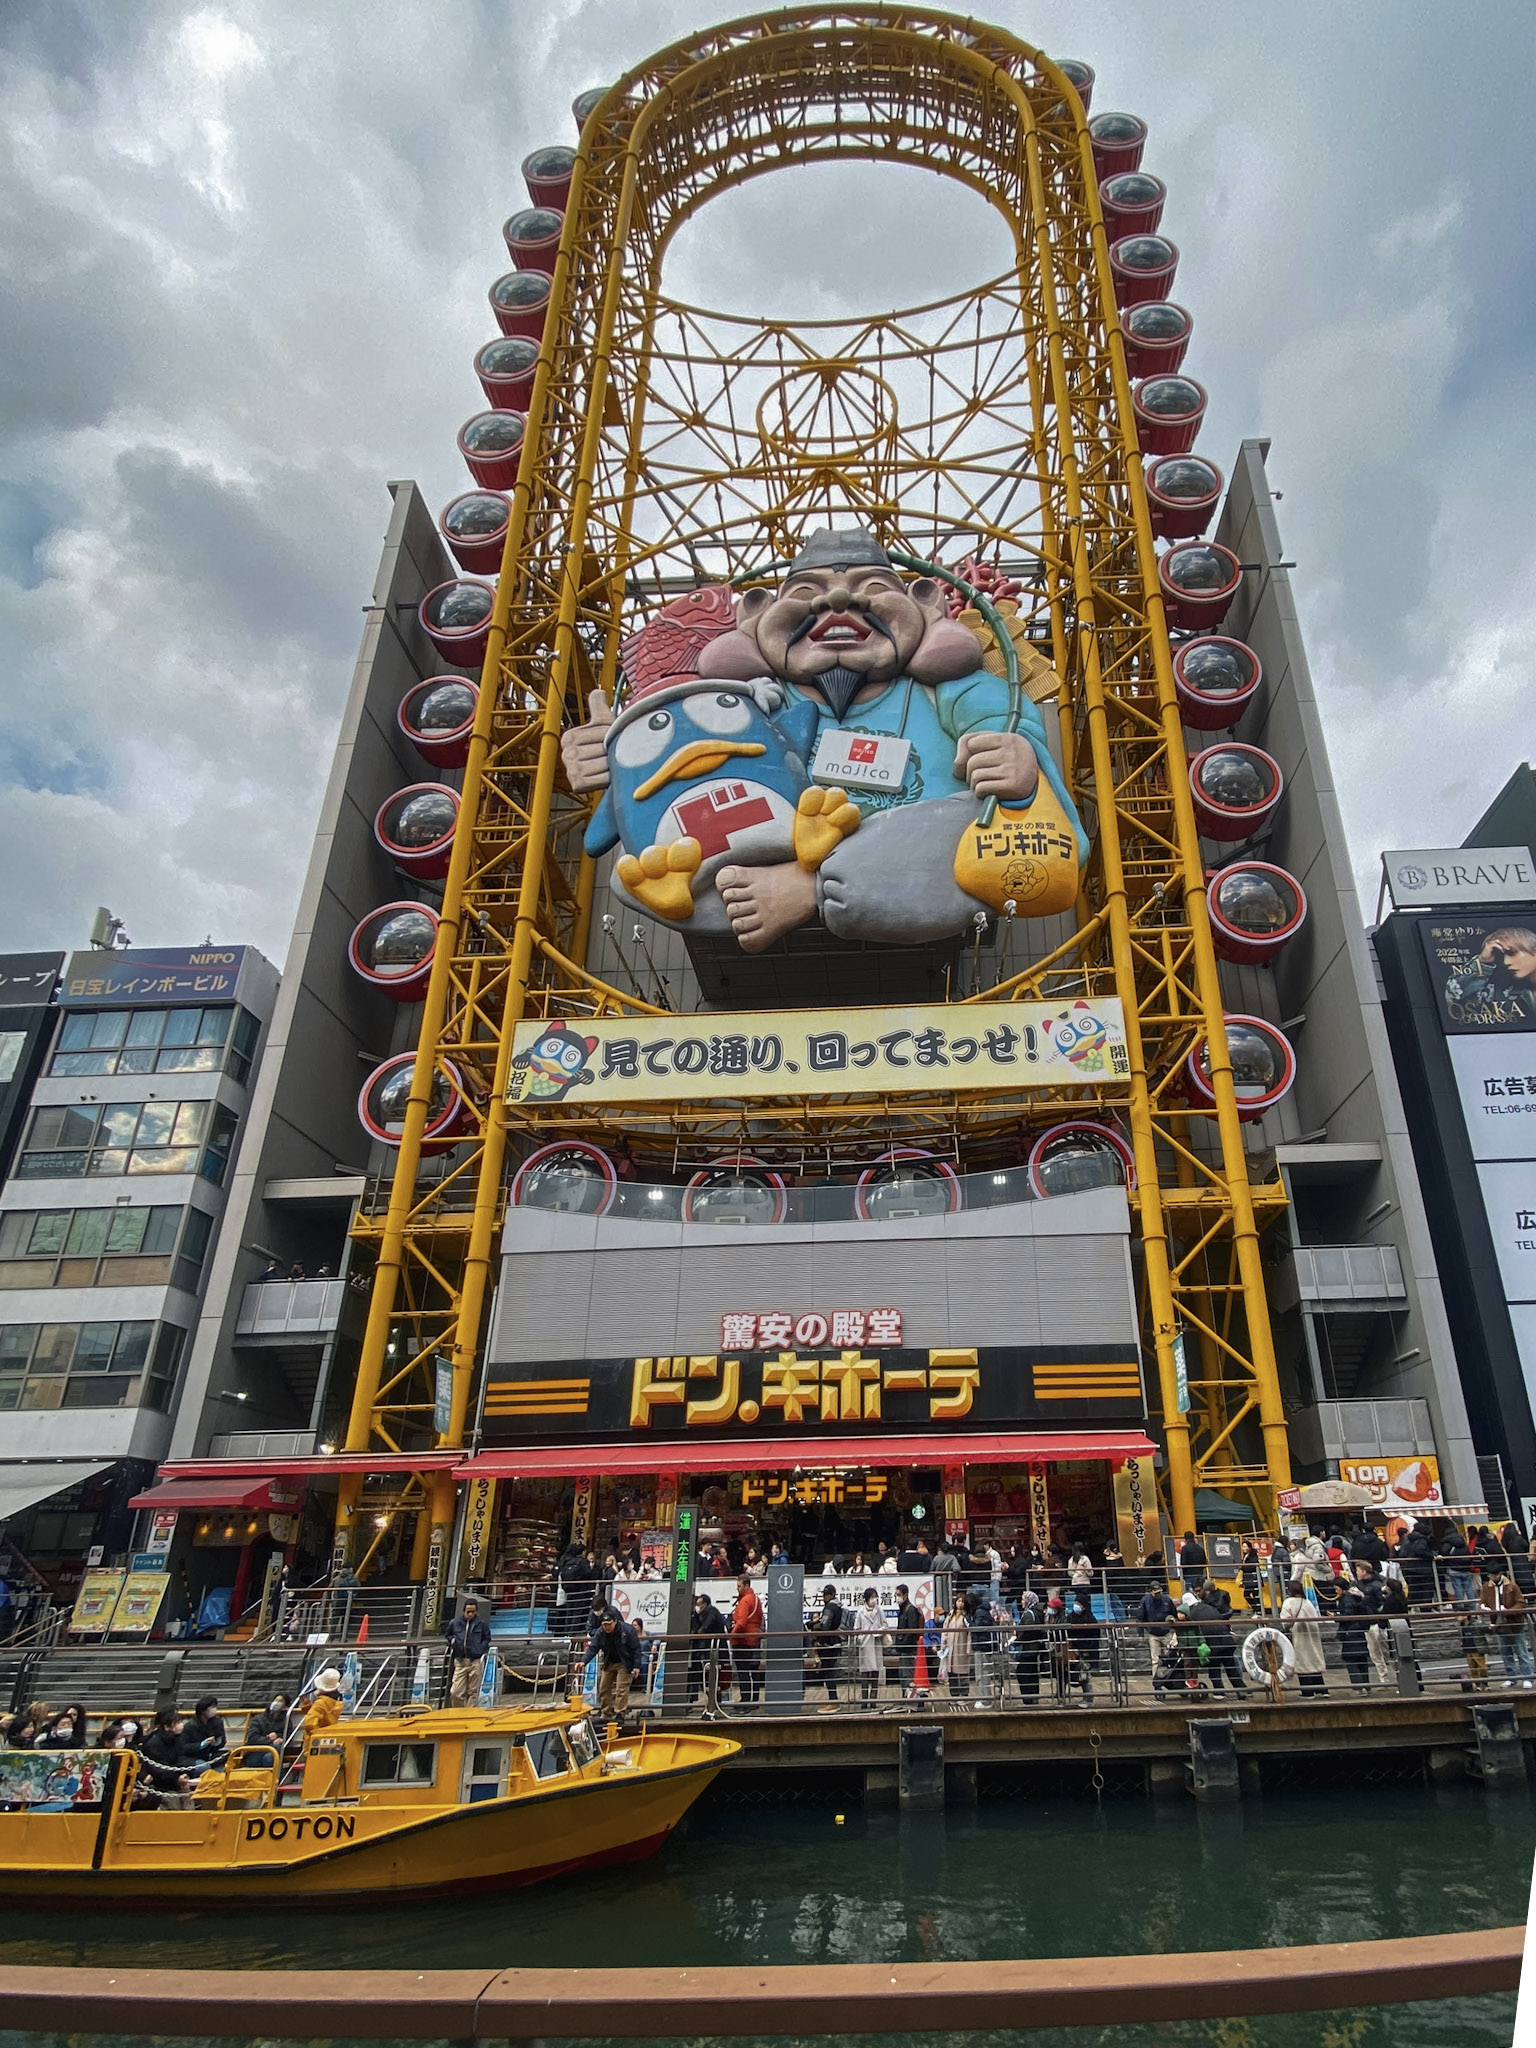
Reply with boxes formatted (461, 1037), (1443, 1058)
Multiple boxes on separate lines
(585, 673), (860, 928)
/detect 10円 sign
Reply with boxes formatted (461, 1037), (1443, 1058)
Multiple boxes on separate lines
(509, 996), (1128, 1106)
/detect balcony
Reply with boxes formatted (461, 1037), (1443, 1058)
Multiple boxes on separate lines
(235, 1277), (344, 1340)
(1288, 1397), (1436, 1467)
(1271, 1243), (1407, 1314)
(207, 1428), (316, 1459)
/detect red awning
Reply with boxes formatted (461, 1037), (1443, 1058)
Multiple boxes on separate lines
(455, 1431), (1157, 1480)
(127, 1477), (300, 1512)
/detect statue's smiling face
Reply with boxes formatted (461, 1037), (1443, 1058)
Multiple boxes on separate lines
(748, 565), (936, 706)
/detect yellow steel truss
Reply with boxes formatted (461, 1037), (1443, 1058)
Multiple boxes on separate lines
(341, 5), (1292, 1595)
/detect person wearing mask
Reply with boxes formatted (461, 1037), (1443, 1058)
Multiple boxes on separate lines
(940, 1598), (972, 1701)
(1137, 1581), (1179, 1696)
(37, 1706), (87, 1750)
(1045, 1596), (1090, 1705)
(808, 1586), (846, 1708)
(189, 1695), (227, 1763)
(1482, 1571), (1535, 1686)
(1013, 1592), (1046, 1705)
(244, 1694), (292, 1766)
(444, 1597), (493, 1706)
(688, 1592), (728, 1703)
(587, 1605), (643, 1721)
(299, 1667), (345, 1735)
(853, 1586), (886, 1704)
(894, 1585), (924, 1698)
(1177, 1531), (1208, 1582)
(1279, 1579), (1327, 1696)
(730, 1573), (765, 1708)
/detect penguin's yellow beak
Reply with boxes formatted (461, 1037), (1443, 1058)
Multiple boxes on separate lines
(633, 739), (766, 800)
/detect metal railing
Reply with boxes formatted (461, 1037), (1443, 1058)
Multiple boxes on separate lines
(234, 1277), (345, 1337)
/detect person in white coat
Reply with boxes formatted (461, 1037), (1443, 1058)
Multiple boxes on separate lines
(1279, 1578), (1327, 1696)
(853, 1587), (887, 1704)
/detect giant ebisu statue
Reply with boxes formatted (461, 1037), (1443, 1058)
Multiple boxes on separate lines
(561, 528), (1090, 953)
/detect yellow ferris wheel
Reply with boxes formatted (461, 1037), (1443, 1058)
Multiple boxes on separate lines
(341, 6), (1293, 1600)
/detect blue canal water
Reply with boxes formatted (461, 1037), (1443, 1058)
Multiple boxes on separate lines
(0, 1785), (1529, 2047)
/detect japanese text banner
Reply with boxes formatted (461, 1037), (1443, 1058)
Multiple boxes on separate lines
(509, 997), (1129, 1106)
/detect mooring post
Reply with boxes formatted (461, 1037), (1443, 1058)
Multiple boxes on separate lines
(899, 1723), (944, 1809)
(1468, 1702), (1528, 1789)
(1187, 1718), (1241, 1803)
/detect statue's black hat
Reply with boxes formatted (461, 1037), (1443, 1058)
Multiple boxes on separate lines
(788, 527), (891, 574)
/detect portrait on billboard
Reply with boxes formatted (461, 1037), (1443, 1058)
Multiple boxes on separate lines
(563, 528), (1088, 953)
(1420, 916), (1536, 1033)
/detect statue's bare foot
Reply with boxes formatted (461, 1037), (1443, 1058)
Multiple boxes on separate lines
(718, 861), (817, 953)
(794, 784), (861, 870)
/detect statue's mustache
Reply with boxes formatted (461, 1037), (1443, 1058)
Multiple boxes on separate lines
(784, 609), (898, 651)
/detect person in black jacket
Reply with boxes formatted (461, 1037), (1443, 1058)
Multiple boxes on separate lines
(141, 1710), (197, 1770)
(1183, 1591), (1244, 1694)
(689, 1593), (728, 1703)
(1137, 1584), (1179, 1694)
(809, 1586), (845, 1705)
(189, 1695), (227, 1763)
(1013, 1593), (1046, 1704)
(36, 1704), (86, 1750)
(1004, 1545), (1032, 1614)
(1397, 1523), (1436, 1606)
(894, 1586), (924, 1697)
(444, 1598), (493, 1705)
(1178, 1532), (1208, 1580)
(243, 1693), (292, 1766)
(1336, 1566), (1379, 1687)
(586, 1606), (642, 1722)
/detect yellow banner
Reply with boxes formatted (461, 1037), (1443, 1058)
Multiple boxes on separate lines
(110, 1571), (170, 1636)
(509, 998), (1129, 1106)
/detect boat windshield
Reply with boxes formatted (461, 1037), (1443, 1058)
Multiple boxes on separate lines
(524, 1728), (570, 1779)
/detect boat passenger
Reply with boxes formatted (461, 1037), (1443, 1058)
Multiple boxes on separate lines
(2, 1713), (38, 1749)
(243, 1693), (292, 1765)
(37, 1704), (87, 1750)
(142, 1711), (198, 1771)
(125, 1719), (193, 1806)
(190, 1695), (228, 1762)
(299, 1667), (344, 1735)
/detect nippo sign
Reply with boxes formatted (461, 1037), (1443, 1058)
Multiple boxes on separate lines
(721, 1309), (902, 1348)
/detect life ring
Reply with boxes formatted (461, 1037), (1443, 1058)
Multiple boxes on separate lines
(1241, 1625), (1296, 1683)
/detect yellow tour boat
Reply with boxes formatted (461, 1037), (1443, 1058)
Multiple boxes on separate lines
(0, 1699), (738, 1902)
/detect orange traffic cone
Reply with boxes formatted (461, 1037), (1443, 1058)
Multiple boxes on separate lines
(912, 1638), (930, 1694)
(355, 1612), (370, 1646)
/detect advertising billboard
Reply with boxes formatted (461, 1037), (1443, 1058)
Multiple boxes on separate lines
(1384, 847), (1536, 911)
(1419, 917), (1536, 1034)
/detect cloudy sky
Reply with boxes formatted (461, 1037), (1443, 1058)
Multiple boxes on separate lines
(2, 0), (1533, 963)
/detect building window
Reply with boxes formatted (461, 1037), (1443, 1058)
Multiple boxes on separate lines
(0, 1318), (170, 1411)
(0, 1204), (213, 1292)
(50, 1006), (259, 1085)
(18, 1101), (239, 1186)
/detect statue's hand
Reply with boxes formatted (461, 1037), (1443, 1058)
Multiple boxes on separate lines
(561, 689), (615, 792)
(955, 729), (1040, 803)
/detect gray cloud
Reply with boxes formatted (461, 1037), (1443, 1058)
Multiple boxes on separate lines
(1, 0), (1535, 963)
